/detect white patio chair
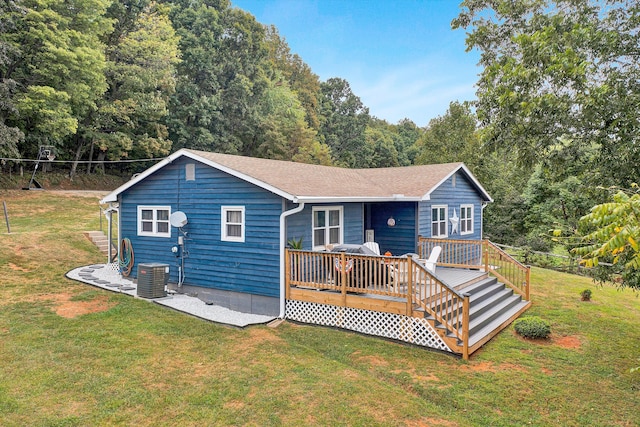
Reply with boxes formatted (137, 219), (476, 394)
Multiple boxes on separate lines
(423, 245), (441, 273)
(388, 253), (419, 287)
(363, 241), (381, 256)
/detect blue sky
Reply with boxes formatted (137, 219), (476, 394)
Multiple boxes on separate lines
(232, 0), (481, 127)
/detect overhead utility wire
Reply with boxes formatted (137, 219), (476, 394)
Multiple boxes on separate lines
(0, 157), (166, 164)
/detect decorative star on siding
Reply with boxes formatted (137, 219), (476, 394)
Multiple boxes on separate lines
(450, 208), (459, 235)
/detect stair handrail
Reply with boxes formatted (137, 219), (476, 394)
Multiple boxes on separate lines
(484, 240), (530, 300)
(408, 258), (467, 344)
(418, 237), (530, 301)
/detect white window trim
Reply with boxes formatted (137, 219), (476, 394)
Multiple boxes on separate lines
(460, 204), (474, 235)
(137, 206), (171, 237)
(431, 205), (448, 238)
(221, 206), (245, 242)
(312, 206), (344, 250)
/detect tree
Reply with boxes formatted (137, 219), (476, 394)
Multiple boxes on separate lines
(253, 75), (320, 163)
(520, 164), (603, 250)
(318, 77), (370, 167)
(573, 187), (640, 291)
(1, 0), (111, 169)
(0, 1), (24, 161)
(363, 124), (400, 168)
(453, 0), (640, 187)
(168, 1), (271, 156)
(264, 26), (322, 131)
(393, 118), (422, 166)
(88, 0), (179, 175)
(414, 101), (481, 168)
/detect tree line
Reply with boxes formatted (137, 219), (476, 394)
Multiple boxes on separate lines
(1, 0), (639, 288)
(0, 0), (428, 174)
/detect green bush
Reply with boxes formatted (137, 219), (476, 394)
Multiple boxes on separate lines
(581, 289), (592, 301)
(514, 316), (551, 339)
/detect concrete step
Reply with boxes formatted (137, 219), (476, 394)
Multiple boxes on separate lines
(84, 231), (116, 255)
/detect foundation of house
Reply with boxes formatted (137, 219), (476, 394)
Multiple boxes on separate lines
(167, 283), (279, 316)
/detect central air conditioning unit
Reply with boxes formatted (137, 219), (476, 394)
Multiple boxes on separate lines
(137, 263), (169, 298)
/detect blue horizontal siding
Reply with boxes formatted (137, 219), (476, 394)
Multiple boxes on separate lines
(119, 158), (283, 298)
(419, 171), (484, 240)
(117, 157), (489, 298)
(368, 202), (417, 255)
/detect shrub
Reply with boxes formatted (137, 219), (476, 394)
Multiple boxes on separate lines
(581, 289), (592, 301)
(514, 316), (551, 339)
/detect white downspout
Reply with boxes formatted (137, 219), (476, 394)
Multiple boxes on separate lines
(104, 204), (119, 264)
(106, 208), (112, 264)
(279, 201), (305, 318)
(481, 202), (488, 240)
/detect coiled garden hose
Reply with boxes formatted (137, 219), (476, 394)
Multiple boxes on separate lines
(119, 238), (134, 277)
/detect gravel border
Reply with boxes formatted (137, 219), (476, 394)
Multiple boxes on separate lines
(66, 264), (276, 327)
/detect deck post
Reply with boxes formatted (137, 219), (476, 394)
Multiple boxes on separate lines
(525, 266), (531, 300)
(462, 293), (470, 360)
(285, 249), (291, 300)
(340, 251), (347, 307)
(483, 240), (489, 273)
(406, 257), (413, 317)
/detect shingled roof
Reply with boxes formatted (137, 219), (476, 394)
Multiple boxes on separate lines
(101, 148), (492, 204)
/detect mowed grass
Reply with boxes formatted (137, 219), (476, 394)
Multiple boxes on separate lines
(0, 190), (638, 426)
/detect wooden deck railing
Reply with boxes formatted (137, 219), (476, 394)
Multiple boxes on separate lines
(418, 237), (530, 300)
(285, 249), (470, 356)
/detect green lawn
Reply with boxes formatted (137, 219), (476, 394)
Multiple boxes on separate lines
(1, 190), (638, 426)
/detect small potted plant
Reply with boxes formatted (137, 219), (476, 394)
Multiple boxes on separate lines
(287, 237), (303, 249)
(580, 289), (592, 301)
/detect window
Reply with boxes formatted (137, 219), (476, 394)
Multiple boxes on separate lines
(312, 206), (343, 250)
(222, 206), (245, 242)
(138, 206), (171, 237)
(460, 204), (473, 235)
(431, 205), (448, 238)
(185, 163), (195, 181)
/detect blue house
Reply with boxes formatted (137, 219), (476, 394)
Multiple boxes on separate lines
(101, 148), (492, 314)
(101, 149), (529, 358)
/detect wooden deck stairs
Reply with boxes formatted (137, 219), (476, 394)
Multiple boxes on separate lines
(419, 271), (531, 356)
(285, 242), (531, 359)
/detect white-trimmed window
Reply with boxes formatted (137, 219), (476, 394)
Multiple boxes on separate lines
(460, 204), (474, 235)
(221, 206), (245, 242)
(312, 206), (343, 250)
(138, 206), (171, 237)
(431, 205), (448, 238)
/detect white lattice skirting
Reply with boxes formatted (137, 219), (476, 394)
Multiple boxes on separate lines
(286, 300), (452, 353)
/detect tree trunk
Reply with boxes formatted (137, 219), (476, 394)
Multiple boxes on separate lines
(86, 140), (95, 174)
(69, 136), (85, 180)
(96, 150), (106, 174)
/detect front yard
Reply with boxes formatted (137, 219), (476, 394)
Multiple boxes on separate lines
(0, 190), (638, 426)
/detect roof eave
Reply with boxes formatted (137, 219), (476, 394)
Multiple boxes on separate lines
(99, 148), (300, 204)
(422, 163), (493, 203)
(99, 151), (183, 204)
(295, 196), (423, 203)
(185, 150), (297, 201)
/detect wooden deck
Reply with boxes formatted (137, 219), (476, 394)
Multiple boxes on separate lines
(285, 243), (531, 359)
(436, 267), (487, 289)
